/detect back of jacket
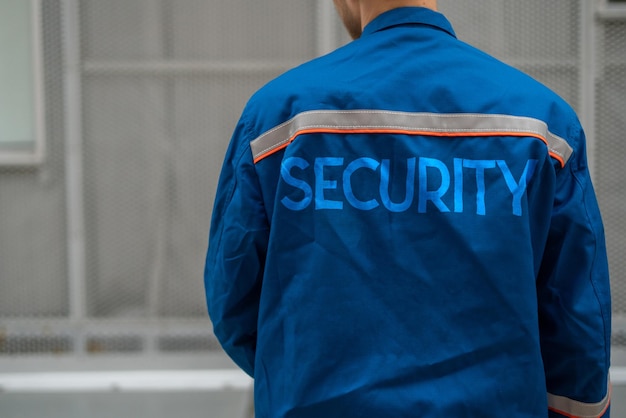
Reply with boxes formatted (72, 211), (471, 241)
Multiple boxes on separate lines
(205, 7), (611, 418)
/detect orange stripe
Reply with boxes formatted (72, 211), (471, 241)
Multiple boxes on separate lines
(252, 127), (563, 166)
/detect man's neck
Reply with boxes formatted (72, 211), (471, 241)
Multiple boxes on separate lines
(359, 0), (437, 31)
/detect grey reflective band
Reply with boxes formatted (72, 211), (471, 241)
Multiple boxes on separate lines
(548, 379), (611, 418)
(250, 110), (573, 167)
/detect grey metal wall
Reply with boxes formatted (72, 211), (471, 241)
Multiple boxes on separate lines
(0, 0), (625, 360)
(596, 13), (626, 325)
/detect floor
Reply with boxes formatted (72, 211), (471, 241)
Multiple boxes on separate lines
(0, 351), (624, 418)
(1, 388), (624, 418)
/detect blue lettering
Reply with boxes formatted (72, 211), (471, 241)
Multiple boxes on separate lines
(280, 157), (313, 211)
(314, 157), (344, 210)
(418, 157), (451, 213)
(279, 155), (537, 216)
(454, 158), (463, 213)
(497, 159), (538, 216)
(463, 159), (496, 216)
(344, 157), (380, 210)
(380, 158), (416, 213)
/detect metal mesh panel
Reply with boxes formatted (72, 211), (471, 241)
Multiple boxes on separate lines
(0, 0), (625, 360)
(440, 0), (580, 108)
(79, 0), (316, 319)
(596, 17), (626, 314)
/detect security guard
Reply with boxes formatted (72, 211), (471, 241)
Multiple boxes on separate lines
(205, 1), (612, 417)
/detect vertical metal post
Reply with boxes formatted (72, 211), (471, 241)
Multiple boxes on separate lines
(580, 0), (598, 176)
(62, 0), (87, 322)
(316, 0), (337, 57)
(32, 0), (47, 165)
(144, 0), (170, 326)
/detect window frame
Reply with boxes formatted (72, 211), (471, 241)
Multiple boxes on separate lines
(0, 0), (46, 166)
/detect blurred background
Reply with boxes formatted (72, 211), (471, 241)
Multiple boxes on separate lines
(0, 0), (625, 417)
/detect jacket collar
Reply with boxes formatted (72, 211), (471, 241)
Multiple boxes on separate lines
(361, 7), (456, 38)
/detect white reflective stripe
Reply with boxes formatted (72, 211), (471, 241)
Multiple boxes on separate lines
(250, 110), (573, 166)
(547, 381), (611, 418)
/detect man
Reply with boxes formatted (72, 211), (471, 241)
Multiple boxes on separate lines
(205, 1), (612, 417)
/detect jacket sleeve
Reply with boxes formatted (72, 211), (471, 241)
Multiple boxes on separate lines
(204, 120), (269, 377)
(537, 126), (612, 418)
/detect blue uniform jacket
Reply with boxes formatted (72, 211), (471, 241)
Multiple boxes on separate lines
(205, 7), (611, 418)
